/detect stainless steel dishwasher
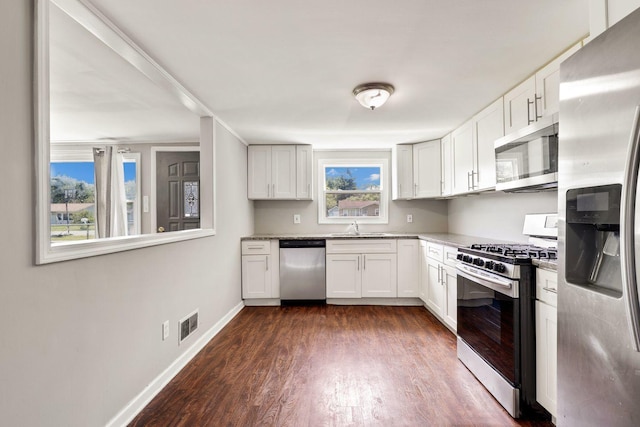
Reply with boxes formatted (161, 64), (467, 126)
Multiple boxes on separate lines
(279, 240), (326, 303)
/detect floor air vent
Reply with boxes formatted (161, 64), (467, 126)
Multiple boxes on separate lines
(179, 310), (198, 344)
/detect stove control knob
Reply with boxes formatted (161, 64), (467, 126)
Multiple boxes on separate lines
(456, 253), (464, 261)
(462, 255), (472, 263)
(493, 263), (507, 273)
(485, 261), (495, 270)
(473, 258), (484, 267)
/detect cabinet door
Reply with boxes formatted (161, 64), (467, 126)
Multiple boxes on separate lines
(241, 255), (271, 298)
(362, 253), (397, 298)
(535, 42), (581, 118)
(271, 145), (297, 199)
(503, 75), (536, 134)
(393, 145), (414, 199)
(397, 240), (420, 297)
(413, 140), (441, 198)
(247, 146), (271, 199)
(426, 259), (444, 315)
(441, 133), (453, 196)
(473, 98), (503, 191)
(296, 145), (313, 200)
(442, 265), (457, 331)
(536, 300), (558, 417)
(451, 121), (474, 195)
(326, 254), (362, 298)
(419, 242), (429, 303)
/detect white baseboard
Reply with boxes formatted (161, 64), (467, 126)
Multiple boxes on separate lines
(327, 297), (423, 306)
(106, 301), (245, 427)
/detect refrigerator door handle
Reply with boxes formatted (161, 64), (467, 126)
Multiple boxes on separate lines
(621, 105), (640, 351)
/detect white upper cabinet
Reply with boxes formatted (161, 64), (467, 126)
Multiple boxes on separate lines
(505, 42), (582, 135)
(535, 42), (582, 118)
(295, 145), (313, 199)
(247, 145), (312, 200)
(413, 140), (441, 198)
(451, 120), (474, 195)
(472, 97), (504, 191)
(504, 75), (537, 135)
(392, 145), (415, 200)
(392, 140), (441, 199)
(247, 145), (272, 199)
(440, 133), (453, 197)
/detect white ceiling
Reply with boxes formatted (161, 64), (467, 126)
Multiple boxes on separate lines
(50, 0), (589, 148)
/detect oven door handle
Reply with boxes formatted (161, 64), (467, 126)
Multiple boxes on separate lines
(456, 264), (519, 298)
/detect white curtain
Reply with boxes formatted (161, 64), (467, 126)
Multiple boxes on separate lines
(93, 146), (128, 238)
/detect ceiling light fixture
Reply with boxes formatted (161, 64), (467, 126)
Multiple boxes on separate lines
(353, 82), (395, 110)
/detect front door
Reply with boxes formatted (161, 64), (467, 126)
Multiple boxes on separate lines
(156, 151), (200, 232)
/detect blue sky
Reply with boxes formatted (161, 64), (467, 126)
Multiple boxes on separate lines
(51, 162), (136, 184)
(325, 166), (381, 189)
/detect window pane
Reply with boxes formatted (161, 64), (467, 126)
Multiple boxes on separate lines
(50, 162), (96, 242)
(325, 166), (381, 191)
(325, 193), (381, 217)
(184, 181), (200, 218)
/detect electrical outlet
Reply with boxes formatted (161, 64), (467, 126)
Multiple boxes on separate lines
(162, 320), (170, 340)
(407, 214), (413, 223)
(293, 214), (301, 224)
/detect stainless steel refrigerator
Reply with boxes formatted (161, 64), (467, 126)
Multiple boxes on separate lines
(558, 7), (640, 427)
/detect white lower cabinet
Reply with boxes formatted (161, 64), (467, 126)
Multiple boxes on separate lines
(536, 267), (558, 417)
(241, 240), (279, 299)
(326, 239), (397, 298)
(397, 239), (420, 297)
(420, 241), (458, 331)
(326, 254), (361, 298)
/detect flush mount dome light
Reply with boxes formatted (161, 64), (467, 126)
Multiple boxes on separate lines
(353, 82), (395, 110)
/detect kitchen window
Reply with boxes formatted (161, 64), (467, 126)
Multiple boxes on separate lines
(317, 158), (389, 224)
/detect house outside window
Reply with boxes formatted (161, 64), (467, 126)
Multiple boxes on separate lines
(317, 158), (389, 224)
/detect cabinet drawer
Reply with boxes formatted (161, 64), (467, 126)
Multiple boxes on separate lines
(426, 242), (444, 262)
(327, 239), (397, 254)
(241, 240), (271, 255)
(443, 245), (458, 267)
(536, 268), (557, 307)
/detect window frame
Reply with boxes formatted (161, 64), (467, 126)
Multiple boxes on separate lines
(317, 158), (389, 225)
(35, 0), (216, 264)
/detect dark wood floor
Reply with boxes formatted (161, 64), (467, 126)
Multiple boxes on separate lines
(130, 305), (553, 427)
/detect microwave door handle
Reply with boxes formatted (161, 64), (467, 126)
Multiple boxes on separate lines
(621, 105), (640, 352)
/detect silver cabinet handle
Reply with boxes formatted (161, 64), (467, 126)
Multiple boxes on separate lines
(307, 183), (311, 197)
(527, 98), (535, 125)
(534, 95), (542, 121)
(414, 183), (418, 197)
(437, 265), (442, 283)
(272, 183), (275, 198)
(363, 254), (366, 270)
(399, 183), (402, 196)
(267, 183), (270, 198)
(472, 171), (478, 190)
(467, 172), (472, 191)
(357, 255), (360, 271)
(542, 287), (557, 294)
(266, 255), (269, 271)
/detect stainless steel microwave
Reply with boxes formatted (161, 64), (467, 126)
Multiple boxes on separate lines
(494, 114), (558, 192)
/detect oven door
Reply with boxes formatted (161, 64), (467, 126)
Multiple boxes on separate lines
(456, 269), (520, 386)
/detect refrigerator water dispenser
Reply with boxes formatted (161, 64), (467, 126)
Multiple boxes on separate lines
(565, 184), (622, 297)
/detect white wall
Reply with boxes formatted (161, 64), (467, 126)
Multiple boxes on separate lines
(0, 2), (253, 425)
(448, 191), (558, 243)
(254, 150), (448, 234)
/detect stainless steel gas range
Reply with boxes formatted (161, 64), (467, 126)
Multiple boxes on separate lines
(456, 238), (556, 419)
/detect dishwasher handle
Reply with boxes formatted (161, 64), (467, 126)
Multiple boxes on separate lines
(279, 240), (326, 248)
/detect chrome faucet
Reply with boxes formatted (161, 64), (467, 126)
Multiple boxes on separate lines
(352, 220), (360, 235)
